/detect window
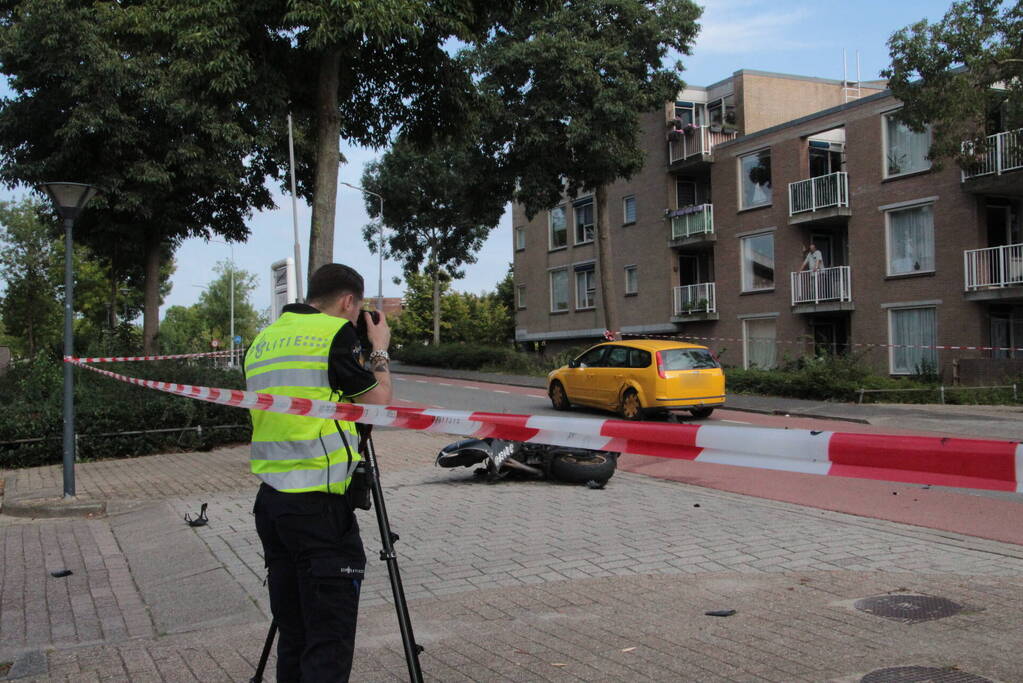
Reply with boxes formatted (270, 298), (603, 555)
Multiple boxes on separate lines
(605, 346), (631, 368)
(741, 232), (775, 291)
(516, 285), (526, 309)
(549, 206), (567, 249)
(707, 94), (735, 128)
(549, 268), (569, 312)
(659, 348), (719, 370)
(514, 225), (526, 251)
(673, 100), (697, 127)
(886, 204), (934, 275)
(574, 199), (594, 244)
(676, 180), (697, 208)
(623, 196), (636, 225)
(628, 348), (651, 368)
(624, 265), (638, 295)
(889, 307), (938, 375)
(740, 149), (772, 208)
(884, 113), (931, 177)
(743, 318), (777, 369)
(576, 345), (607, 367)
(575, 264), (596, 309)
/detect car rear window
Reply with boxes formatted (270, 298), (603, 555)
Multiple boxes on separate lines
(659, 348), (719, 370)
(629, 349), (651, 368)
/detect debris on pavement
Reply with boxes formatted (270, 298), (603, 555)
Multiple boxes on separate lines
(50, 569), (73, 578)
(184, 502), (209, 527)
(705, 609), (736, 617)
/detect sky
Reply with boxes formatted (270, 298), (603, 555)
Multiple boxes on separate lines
(3, 0), (952, 321)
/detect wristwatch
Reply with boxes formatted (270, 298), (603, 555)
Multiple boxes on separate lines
(368, 349), (390, 363)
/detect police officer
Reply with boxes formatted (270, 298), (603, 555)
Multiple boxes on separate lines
(245, 263), (391, 682)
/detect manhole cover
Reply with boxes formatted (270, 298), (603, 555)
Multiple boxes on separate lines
(853, 595), (963, 623)
(861, 666), (992, 682)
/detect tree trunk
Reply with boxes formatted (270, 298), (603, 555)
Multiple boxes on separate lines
(431, 248), (441, 346)
(594, 184), (620, 340)
(108, 274), (118, 329)
(307, 47), (343, 281)
(142, 231), (161, 354)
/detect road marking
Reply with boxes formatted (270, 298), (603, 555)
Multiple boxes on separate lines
(394, 377), (406, 381)
(468, 386), (480, 390)
(438, 382), (452, 386)
(495, 390), (510, 394)
(721, 419), (752, 425)
(416, 380), (428, 384)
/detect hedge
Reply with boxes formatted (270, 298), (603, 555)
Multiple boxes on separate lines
(0, 355), (251, 469)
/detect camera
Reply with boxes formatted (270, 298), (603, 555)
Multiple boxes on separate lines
(356, 309), (379, 352)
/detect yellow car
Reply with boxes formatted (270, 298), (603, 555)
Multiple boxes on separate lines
(547, 340), (725, 420)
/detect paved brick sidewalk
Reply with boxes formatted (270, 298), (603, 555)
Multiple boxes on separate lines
(3, 433), (1023, 681)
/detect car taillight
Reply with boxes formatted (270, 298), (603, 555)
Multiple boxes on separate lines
(655, 351), (667, 379)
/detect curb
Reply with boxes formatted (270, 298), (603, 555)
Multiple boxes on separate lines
(0, 474), (106, 519)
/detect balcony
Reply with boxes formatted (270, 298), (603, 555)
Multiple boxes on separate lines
(667, 125), (737, 168)
(672, 282), (718, 322)
(961, 129), (1023, 197)
(790, 266), (853, 313)
(964, 243), (1023, 301)
(788, 172), (850, 225)
(668, 204), (715, 247)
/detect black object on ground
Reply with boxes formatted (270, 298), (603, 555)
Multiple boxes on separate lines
(704, 609), (736, 617)
(50, 569), (73, 578)
(184, 502), (209, 527)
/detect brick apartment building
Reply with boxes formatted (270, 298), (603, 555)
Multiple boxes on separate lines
(511, 69), (1023, 381)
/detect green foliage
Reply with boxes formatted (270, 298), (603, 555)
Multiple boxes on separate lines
(470, 0), (702, 216)
(158, 261), (265, 353)
(0, 355), (250, 469)
(388, 271), (511, 348)
(884, 0), (1023, 167)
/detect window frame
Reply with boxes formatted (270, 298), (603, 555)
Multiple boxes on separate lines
(742, 315), (778, 370)
(740, 231), (775, 292)
(738, 148), (773, 210)
(884, 201), (936, 277)
(514, 225), (526, 251)
(573, 198), (595, 245)
(516, 284), (526, 310)
(622, 195), (636, 225)
(882, 110), (932, 179)
(887, 305), (938, 375)
(574, 266), (596, 310)
(549, 267), (569, 313)
(624, 264), (638, 295)
(548, 206), (567, 251)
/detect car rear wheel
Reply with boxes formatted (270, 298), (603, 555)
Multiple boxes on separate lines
(549, 381), (571, 410)
(619, 389), (643, 420)
(549, 450), (617, 484)
(689, 406), (715, 419)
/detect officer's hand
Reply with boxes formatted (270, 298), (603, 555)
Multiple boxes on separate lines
(366, 310), (390, 352)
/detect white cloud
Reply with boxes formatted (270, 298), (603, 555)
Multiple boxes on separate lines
(695, 3), (823, 55)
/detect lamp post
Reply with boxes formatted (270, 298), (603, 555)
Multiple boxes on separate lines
(210, 240), (236, 365)
(340, 181), (384, 311)
(39, 182), (98, 499)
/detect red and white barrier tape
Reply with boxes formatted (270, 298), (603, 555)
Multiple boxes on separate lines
(65, 350), (238, 364)
(69, 359), (1023, 494)
(616, 332), (1023, 353)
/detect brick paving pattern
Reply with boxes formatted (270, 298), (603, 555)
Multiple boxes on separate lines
(2, 431), (1022, 681)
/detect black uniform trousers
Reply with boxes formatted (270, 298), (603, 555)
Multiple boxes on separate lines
(254, 483), (367, 682)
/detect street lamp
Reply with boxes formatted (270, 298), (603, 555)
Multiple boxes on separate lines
(340, 181), (384, 311)
(39, 182), (98, 499)
(209, 240), (236, 365)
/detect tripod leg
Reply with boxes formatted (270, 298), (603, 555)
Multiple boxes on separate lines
(363, 432), (424, 683)
(249, 620), (277, 683)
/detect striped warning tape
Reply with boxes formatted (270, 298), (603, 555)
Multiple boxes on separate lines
(65, 350), (238, 364)
(68, 359), (1023, 494)
(613, 332), (1023, 353)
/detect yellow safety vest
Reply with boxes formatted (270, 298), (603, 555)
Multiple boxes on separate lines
(244, 311), (361, 494)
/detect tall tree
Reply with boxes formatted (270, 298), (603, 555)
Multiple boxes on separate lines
(884, 0), (1023, 167)
(0, 0), (280, 352)
(360, 138), (509, 344)
(0, 199), (60, 357)
(470, 0), (701, 339)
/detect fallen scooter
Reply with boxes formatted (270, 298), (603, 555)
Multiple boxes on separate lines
(436, 438), (618, 488)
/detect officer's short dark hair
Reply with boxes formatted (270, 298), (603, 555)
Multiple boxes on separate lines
(307, 264), (364, 303)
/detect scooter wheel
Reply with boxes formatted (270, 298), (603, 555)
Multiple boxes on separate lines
(550, 451), (617, 485)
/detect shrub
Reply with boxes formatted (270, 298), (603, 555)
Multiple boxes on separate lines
(0, 355), (251, 469)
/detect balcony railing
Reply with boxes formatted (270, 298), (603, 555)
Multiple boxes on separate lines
(670, 204), (714, 240)
(788, 172), (849, 216)
(668, 126), (737, 164)
(962, 128), (1023, 180)
(790, 266), (852, 305)
(964, 243), (1023, 290)
(673, 282), (715, 316)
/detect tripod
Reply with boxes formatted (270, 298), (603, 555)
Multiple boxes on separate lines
(251, 424), (424, 682)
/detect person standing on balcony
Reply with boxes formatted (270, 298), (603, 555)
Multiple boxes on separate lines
(801, 243), (824, 272)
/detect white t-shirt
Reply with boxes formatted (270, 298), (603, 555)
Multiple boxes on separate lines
(803, 249), (824, 270)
